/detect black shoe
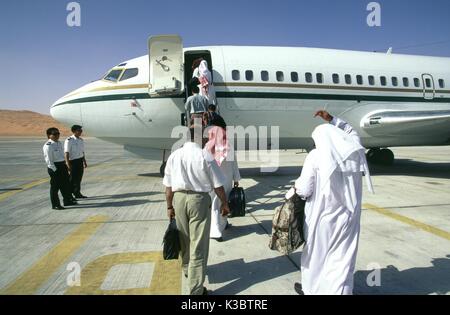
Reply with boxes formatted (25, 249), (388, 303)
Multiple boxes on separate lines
(75, 195), (88, 199)
(211, 237), (223, 242)
(64, 201), (78, 206)
(52, 206), (65, 210)
(294, 282), (304, 295)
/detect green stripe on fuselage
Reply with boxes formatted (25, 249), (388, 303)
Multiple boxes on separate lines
(52, 91), (450, 107)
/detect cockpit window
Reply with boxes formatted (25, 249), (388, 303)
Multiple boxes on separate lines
(119, 68), (139, 81)
(104, 69), (123, 82)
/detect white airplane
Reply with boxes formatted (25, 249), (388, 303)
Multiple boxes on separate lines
(51, 35), (450, 175)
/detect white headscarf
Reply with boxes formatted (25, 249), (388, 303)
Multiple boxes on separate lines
(199, 60), (212, 82)
(312, 124), (374, 194)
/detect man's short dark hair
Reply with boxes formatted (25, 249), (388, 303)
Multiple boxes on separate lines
(191, 85), (200, 94)
(189, 77), (200, 88)
(46, 127), (60, 137)
(208, 104), (216, 112)
(71, 125), (83, 132)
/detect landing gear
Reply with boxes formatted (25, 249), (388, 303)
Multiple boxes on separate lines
(366, 148), (394, 166)
(160, 150), (167, 177)
(160, 162), (167, 177)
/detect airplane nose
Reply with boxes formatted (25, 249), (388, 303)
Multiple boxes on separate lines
(50, 97), (82, 127)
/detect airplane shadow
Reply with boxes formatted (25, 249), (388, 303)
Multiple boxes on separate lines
(354, 255), (450, 295)
(138, 172), (163, 178)
(207, 255), (301, 295)
(369, 159), (450, 180)
(238, 158), (450, 216)
(85, 192), (159, 200)
(0, 188), (23, 192)
(221, 220), (270, 241)
(208, 254), (450, 295)
(67, 199), (150, 209)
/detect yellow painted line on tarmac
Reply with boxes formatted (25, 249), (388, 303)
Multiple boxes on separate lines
(364, 203), (450, 241)
(0, 178), (49, 202)
(1, 215), (108, 295)
(65, 252), (181, 295)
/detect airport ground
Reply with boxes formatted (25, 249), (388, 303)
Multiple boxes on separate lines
(0, 137), (449, 295)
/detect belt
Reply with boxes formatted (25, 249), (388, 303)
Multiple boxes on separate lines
(175, 190), (209, 195)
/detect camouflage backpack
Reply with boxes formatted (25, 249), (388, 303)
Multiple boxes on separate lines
(269, 192), (306, 255)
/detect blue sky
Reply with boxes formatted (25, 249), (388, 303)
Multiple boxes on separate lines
(1, 0), (449, 114)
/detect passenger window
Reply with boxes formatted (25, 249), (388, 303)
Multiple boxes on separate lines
(305, 72), (313, 83)
(276, 71), (284, 82)
(368, 76), (375, 86)
(119, 68), (139, 81)
(380, 76), (387, 86)
(425, 78), (432, 88)
(316, 73), (323, 84)
(104, 69), (123, 82)
(332, 74), (340, 84)
(414, 78), (420, 87)
(291, 72), (299, 82)
(356, 75), (363, 85)
(439, 79), (445, 88)
(245, 70), (254, 81)
(392, 77), (398, 86)
(345, 74), (352, 85)
(232, 70), (240, 81)
(261, 71), (269, 82)
(403, 77), (409, 87)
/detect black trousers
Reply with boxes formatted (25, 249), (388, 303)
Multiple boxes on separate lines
(48, 162), (72, 207)
(70, 158), (84, 197)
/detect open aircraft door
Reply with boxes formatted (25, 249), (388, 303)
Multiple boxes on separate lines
(148, 35), (184, 96)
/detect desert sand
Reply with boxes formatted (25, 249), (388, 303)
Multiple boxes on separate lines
(0, 110), (71, 137)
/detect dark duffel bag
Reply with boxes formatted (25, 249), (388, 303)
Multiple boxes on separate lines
(228, 187), (246, 217)
(163, 219), (181, 260)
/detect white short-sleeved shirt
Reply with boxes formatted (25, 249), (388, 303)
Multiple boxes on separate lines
(43, 140), (65, 171)
(163, 142), (226, 192)
(64, 135), (85, 160)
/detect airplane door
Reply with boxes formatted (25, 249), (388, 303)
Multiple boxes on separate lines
(148, 35), (184, 96)
(422, 74), (435, 100)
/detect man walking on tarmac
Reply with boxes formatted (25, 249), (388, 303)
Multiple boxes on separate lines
(163, 122), (230, 295)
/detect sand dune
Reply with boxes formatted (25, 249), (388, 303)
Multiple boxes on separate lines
(0, 110), (72, 137)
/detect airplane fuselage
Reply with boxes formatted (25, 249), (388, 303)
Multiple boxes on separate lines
(51, 44), (450, 157)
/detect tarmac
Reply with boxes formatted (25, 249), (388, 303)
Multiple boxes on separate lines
(0, 137), (449, 295)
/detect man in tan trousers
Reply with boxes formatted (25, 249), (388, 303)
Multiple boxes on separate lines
(163, 126), (230, 295)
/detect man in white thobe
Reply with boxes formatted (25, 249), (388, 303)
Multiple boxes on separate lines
(293, 110), (374, 295)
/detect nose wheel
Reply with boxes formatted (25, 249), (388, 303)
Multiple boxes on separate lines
(366, 148), (394, 166)
(160, 162), (167, 178)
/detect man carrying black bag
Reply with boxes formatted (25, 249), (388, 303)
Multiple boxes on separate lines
(163, 124), (230, 295)
(163, 219), (180, 260)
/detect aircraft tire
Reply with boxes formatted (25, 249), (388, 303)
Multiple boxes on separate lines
(379, 149), (395, 166)
(160, 162), (167, 178)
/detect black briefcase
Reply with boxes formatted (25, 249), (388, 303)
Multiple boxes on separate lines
(163, 219), (181, 260)
(228, 187), (246, 217)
